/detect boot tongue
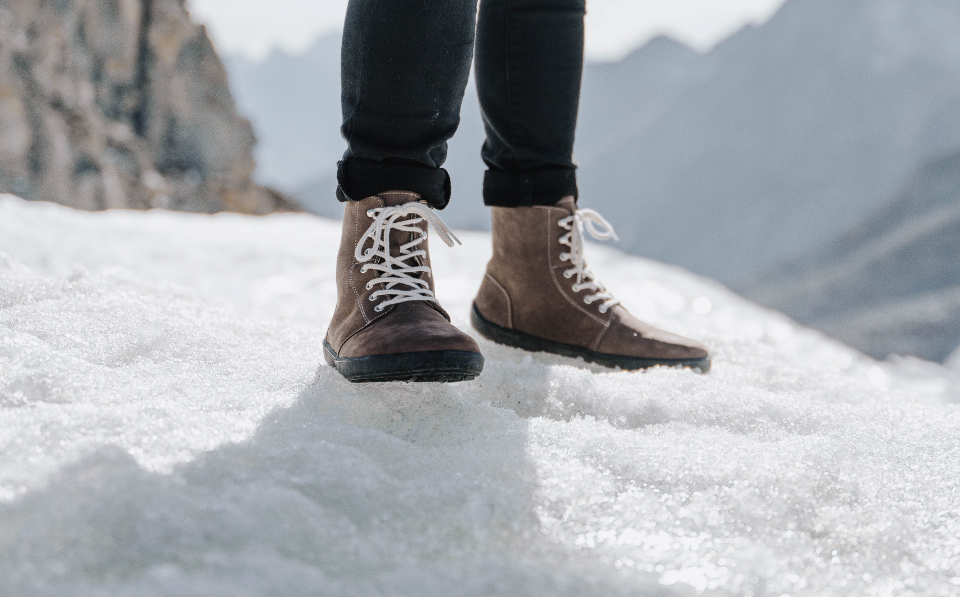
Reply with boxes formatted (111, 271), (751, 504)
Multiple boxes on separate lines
(555, 195), (577, 214)
(376, 192), (429, 280)
(378, 191), (439, 300)
(379, 191), (423, 207)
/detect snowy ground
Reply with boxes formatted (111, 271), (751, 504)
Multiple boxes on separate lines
(1, 195), (960, 596)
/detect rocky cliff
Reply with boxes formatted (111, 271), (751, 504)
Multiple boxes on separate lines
(0, 0), (294, 214)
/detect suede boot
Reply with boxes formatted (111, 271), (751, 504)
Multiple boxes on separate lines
(472, 197), (710, 372)
(325, 191), (483, 382)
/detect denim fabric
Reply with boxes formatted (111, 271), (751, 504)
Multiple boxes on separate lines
(338, 0), (585, 209)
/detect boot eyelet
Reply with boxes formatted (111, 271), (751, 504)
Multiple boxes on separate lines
(365, 283), (373, 290)
(374, 305), (384, 312)
(563, 271), (573, 279)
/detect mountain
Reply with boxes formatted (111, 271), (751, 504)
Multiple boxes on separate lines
(0, 0), (291, 213)
(2, 194), (960, 594)
(742, 150), (960, 362)
(577, 0), (960, 281)
(949, 346), (960, 371)
(223, 32), (343, 213)
(224, 0), (960, 277)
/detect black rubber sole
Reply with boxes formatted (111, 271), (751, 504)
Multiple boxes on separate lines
(323, 340), (484, 383)
(471, 303), (710, 373)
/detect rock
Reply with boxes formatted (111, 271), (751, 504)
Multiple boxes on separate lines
(0, 0), (298, 214)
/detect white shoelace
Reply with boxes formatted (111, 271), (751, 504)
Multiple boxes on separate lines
(558, 208), (621, 314)
(355, 202), (460, 313)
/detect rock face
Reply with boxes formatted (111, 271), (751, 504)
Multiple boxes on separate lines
(0, 0), (294, 213)
(742, 151), (960, 363)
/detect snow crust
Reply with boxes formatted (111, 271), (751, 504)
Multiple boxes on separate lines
(1, 195), (959, 596)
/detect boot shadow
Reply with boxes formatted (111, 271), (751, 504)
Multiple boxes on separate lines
(0, 366), (677, 595)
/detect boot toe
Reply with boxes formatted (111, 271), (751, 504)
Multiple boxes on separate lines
(597, 309), (710, 362)
(339, 303), (480, 358)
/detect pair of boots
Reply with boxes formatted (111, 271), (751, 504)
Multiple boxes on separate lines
(324, 192), (710, 383)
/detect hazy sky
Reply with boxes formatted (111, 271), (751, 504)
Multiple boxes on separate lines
(187, 0), (787, 62)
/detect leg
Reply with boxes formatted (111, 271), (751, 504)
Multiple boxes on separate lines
(475, 0), (585, 206)
(327, 1), (484, 383)
(471, 0), (711, 372)
(338, 0), (479, 209)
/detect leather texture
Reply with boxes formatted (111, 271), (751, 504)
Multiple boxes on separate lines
(325, 191), (481, 358)
(475, 196), (709, 361)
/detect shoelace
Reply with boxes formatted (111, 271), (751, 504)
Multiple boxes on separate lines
(355, 202), (460, 313)
(558, 208), (621, 314)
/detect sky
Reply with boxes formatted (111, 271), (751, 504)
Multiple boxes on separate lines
(187, 0), (788, 63)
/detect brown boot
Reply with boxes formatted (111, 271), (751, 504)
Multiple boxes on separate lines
(324, 191), (484, 383)
(472, 197), (710, 372)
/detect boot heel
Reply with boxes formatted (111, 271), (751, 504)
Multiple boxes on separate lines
(323, 341), (337, 367)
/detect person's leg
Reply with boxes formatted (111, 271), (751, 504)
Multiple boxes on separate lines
(338, 0), (479, 210)
(326, 0), (484, 383)
(471, 0), (711, 372)
(475, 0), (584, 207)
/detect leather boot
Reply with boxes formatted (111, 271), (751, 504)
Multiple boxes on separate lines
(472, 197), (710, 372)
(324, 191), (484, 383)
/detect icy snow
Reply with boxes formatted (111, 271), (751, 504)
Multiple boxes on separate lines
(1, 195), (960, 596)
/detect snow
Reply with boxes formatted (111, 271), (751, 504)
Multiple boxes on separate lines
(1, 195), (960, 596)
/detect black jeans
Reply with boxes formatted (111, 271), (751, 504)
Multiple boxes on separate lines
(337, 0), (585, 209)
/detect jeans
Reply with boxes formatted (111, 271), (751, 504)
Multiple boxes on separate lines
(337, 0), (586, 209)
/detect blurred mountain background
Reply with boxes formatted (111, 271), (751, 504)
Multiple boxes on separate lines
(0, 0), (293, 213)
(221, 0), (960, 363)
(743, 151), (960, 363)
(0, 0), (956, 364)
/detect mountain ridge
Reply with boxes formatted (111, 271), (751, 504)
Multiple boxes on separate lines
(742, 150), (960, 362)
(224, 0), (960, 281)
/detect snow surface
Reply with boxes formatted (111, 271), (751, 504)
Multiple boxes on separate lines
(1, 195), (960, 596)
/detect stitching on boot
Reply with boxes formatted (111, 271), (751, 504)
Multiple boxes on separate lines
(541, 206), (606, 326)
(592, 318), (612, 352)
(484, 272), (513, 329)
(382, 190), (419, 202)
(350, 201), (369, 324)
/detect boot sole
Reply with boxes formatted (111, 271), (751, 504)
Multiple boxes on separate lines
(323, 340), (484, 383)
(471, 303), (711, 373)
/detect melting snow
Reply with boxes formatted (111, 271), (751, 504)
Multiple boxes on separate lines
(1, 195), (959, 596)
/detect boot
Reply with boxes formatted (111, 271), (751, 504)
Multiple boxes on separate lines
(325, 191), (484, 383)
(472, 197), (710, 372)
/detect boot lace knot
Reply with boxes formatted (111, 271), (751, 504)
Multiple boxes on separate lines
(558, 208), (621, 314)
(355, 202), (460, 313)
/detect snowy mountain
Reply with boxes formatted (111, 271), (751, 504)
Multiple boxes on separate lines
(224, 0), (960, 281)
(742, 150), (960, 363)
(2, 196), (960, 595)
(577, 0), (960, 281)
(223, 33), (343, 215)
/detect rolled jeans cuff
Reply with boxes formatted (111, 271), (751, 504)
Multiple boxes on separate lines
(336, 158), (452, 209)
(482, 167), (578, 207)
